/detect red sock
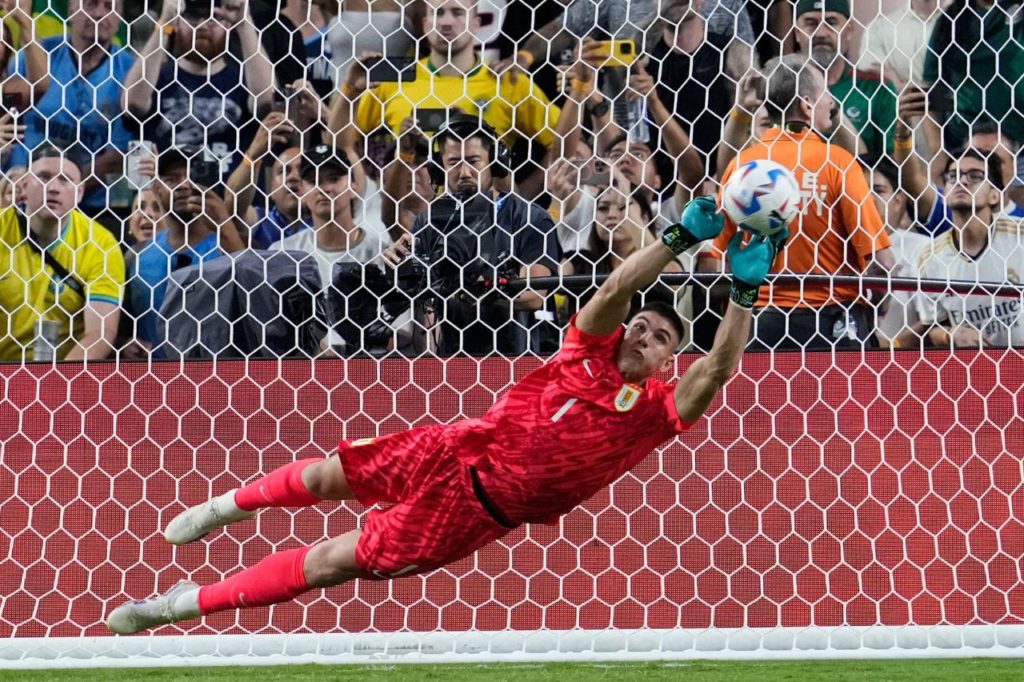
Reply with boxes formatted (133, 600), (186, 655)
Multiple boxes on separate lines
(198, 546), (312, 615)
(234, 459), (321, 512)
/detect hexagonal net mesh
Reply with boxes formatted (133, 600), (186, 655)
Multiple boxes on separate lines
(1, 0), (1024, 669)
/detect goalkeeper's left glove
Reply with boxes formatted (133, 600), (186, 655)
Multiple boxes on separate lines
(661, 195), (725, 255)
(727, 228), (789, 309)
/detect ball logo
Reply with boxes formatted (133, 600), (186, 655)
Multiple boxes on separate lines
(722, 160), (800, 237)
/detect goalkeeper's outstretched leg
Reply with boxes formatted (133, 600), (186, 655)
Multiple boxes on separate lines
(107, 430), (517, 634)
(107, 456), (362, 634)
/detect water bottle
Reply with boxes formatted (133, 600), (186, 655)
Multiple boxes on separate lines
(125, 140), (155, 190)
(33, 318), (60, 362)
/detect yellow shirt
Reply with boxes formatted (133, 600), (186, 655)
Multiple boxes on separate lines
(0, 208), (125, 361)
(354, 58), (560, 149)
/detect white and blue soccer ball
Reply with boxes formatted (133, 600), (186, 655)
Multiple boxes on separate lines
(722, 159), (800, 237)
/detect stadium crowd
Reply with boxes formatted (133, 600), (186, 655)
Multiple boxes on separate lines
(0, 0), (1022, 361)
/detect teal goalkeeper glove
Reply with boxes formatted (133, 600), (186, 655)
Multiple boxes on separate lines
(661, 195), (725, 255)
(727, 228), (789, 308)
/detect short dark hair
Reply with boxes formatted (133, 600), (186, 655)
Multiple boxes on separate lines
(860, 154), (900, 193)
(634, 301), (685, 348)
(946, 146), (1005, 191)
(971, 117), (1022, 150)
(31, 144), (83, 179)
(433, 114), (499, 164)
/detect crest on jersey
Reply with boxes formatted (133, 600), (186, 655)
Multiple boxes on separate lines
(614, 384), (642, 412)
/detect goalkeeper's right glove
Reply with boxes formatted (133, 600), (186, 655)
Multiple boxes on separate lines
(661, 195), (724, 255)
(726, 228), (789, 309)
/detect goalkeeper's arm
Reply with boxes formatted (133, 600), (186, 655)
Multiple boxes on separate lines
(673, 230), (788, 424)
(576, 197), (723, 337)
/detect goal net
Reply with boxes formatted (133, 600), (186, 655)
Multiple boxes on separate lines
(2, 0), (1024, 669)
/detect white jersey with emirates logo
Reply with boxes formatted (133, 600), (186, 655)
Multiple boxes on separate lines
(915, 218), (1024, 347)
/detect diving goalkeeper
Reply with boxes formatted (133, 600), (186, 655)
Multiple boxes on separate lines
(106, 197), (787, 634)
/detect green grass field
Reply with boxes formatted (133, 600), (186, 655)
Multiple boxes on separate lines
(2, 659), (1023, 681)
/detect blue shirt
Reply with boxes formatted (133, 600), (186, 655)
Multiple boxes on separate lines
(8, 38), (135, 210)
(129, 231), (222, 347)
(250, 206), (310, 249)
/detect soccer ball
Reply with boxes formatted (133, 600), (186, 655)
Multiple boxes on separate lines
(722, 159), (800, 237)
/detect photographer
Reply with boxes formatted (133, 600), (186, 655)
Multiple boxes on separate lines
(127, 147), (244, 351)
(381, 115), (561, 356)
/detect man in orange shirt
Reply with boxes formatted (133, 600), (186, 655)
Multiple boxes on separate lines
(706, 55), (896, 350)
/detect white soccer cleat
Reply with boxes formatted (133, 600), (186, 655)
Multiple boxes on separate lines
(105, 580), (202, 634)
(164, 490), (257, 545)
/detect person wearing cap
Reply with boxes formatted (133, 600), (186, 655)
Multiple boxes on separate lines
(703, 54), (896, 351)
(270, 144), (391, 289)
(127, 147), (242, 353)
(793, 0), (899, 158)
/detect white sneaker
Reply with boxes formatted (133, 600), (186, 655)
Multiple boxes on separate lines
(164, 490), (257, 545)
(106, 580), (202, 634)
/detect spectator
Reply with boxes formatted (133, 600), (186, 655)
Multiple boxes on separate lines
(509, 0), (751, 167)
(224, 110), (310, 248)
(704, 54), (895, 350)
(341, 0), (560, 167)
(857, 0), (943, 89)
(923, 0), (1024, 156)
(0, 146), (123, 361)
(717, 67), (863, 173)
(380, 119), (434, 239)
(270, 143), (390, 287)
(523, 39), (614, 256)
(601, 51), (706, 229)
(511, 0), (753, 79)
(381, 115), (560, 356)
(903, 148), (1024, 348)
(970, 119), (1024, 217)
(125, 185), (163, 249)
(325, 0), (417, 79)
(0, 0), (48, 124)
(248, 0), (305, 88)
(278, 0), (334, 97)
(864, 155), (930, 347)
(564, 171), (686, 325)
(894, 91), (1023, 236)
(7, 0), (133, 216)
(124, 0), (274, 181)
(640, 0), (756, 173)
(793, 0), (899, 157)
(128, 148), (242, 352)
(119, 185), (165, 358)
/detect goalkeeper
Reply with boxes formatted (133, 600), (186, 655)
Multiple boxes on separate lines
(106, 197), (788, 634)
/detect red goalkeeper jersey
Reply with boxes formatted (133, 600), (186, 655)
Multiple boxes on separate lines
(448, 316), (693, 524)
